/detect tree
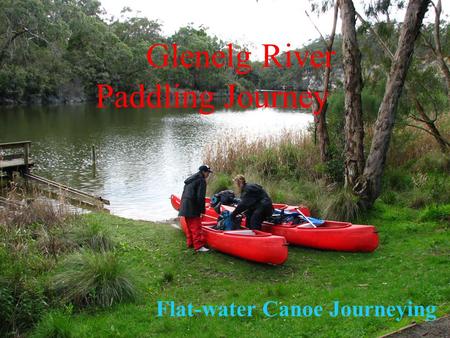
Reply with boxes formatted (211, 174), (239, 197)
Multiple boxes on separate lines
(356, 0), (431, 208)
(423, 0), (450, 102)
(356, 5), (449, 154)
(306, 1), (340, 163)
(339, 0), (365, 188)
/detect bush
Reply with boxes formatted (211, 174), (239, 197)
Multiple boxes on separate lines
(383, 168), (413, 191)
(72, 221), (115, 252)
(0, 199), (78, 258)
(50, 250), (136, 308)
(207, 173), (233, 195)
(406, 174), (450, 208)
(31, 311), (75, 338)
(380, 190), (399, 205)
(0, 248), (47, 337)
(419, 204), (450, 223)
(323, 187), (360, 221)
(411, 150), (450, 174)
(407, 190), (430, 209)
(2, 199), (73, 229)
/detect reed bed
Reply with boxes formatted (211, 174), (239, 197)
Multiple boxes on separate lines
(203, 129), (321, 181)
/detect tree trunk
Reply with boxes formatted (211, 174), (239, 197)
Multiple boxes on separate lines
(316, 104), (331, 162)
(432, 0), (450, 102)
(312, 1), (339, 163)
(339, 0), (365, 187)
(356, 0), (431, 208)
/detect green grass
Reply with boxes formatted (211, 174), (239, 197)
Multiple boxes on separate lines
(30, 203), (450, 338)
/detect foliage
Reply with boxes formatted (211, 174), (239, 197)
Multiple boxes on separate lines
(207, 173), (233, 195)
(0, 248), (47, 337)
(0, 1), (257, 103)
(0, 199), (77, 258)
(71, 221), (115, 252)
(31, 311), (76, 338)
(419, 204), (450, 223)
(323, 186), (361, 221)
(50, 250), (136, 308)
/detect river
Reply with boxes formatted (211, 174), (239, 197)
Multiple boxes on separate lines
(0, 102), (312, 221)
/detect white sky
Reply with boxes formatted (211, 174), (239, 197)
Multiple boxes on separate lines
(100, 0), (449, 60)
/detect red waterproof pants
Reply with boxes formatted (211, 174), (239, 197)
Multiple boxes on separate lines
(185, 217), (205, 250)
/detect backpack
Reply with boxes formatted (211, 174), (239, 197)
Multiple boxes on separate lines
(213, 210), (242, 230)
(210, 190), (238, 214)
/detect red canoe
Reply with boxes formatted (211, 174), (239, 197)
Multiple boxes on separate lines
(171, 194), (378, 253)
(260, 221), (378, 252)
(179, 215), (288, 265)
(220, 204), (379, 253)
(171, 194), (219, 218)
(170, 194), (310, 218)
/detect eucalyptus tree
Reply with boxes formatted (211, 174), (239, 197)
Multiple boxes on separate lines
(311, 0), (433, 208)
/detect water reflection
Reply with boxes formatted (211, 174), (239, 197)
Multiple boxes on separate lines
(0, 102), (313, 220)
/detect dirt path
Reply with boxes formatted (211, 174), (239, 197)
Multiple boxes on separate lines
(381, 315), (449, 337)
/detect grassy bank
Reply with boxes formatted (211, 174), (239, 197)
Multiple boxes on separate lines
(1, 117), (449, 337)
(0, 203), (445, 337)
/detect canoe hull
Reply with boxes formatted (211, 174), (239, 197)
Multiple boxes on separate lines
(179, 216), (288, 265)
(171, 194), (379, 252)
(170, 194), (309, 219)
(170, 194), (219, 218)
(261, 221), (379, 252)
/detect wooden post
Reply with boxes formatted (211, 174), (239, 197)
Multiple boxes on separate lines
(91, 145), (96, 167)
(24, 143), (30, 169)
(91, 145), (96, 178)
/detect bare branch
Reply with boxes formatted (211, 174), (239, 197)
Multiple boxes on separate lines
(410, 114), (428, 123)
(405, 123), (436, 136)
(305, 10), (328, 48)
(355, 10), (394, 61)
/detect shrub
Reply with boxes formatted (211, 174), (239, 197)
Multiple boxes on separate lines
(0, 198), (78, 258)
(0, 248), (47, 337)
(383, 168), (413, 191)
(50, 250), (136, 308)
(419, 204), (450, 223)
(2, 199), (73, 229)
(31, 311), (75, 338)
(407, 189), (431, 209)
(72, 221), (115, 252)
(323, 187), (360, 221)
(411, 151), (450, 174)
(207, 173), (232, 195)
(380, 190), (399, 205)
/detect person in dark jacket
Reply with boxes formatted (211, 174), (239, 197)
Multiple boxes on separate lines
(230, 175), (273, 230)
(178, 165), (212, 252)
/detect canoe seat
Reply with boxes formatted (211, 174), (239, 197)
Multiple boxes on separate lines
(224, 230), (256, 236)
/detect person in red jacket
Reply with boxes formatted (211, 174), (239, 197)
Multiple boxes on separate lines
(178, 165), (212, 252)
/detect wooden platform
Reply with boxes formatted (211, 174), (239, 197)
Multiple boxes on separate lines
(0, 158), (34, 170)
(0, 141), (32, 173)
(1, 141), (109, 210)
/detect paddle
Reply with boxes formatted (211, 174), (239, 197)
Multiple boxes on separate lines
(295, 207), (317, 228)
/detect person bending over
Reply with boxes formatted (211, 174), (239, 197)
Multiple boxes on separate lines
(178, 165), (212, 252)
(231, 175), (273, 230)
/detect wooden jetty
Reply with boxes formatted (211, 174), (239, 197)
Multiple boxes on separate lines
(0, 141), (109, 209)
(0, 141), (33, 175)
